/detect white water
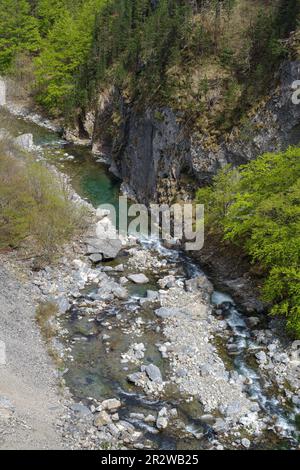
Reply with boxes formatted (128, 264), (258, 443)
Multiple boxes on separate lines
(212, 292), (299, 440)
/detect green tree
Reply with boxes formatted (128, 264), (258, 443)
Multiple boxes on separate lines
(35, 1), (105, 114)
(197, 147), (300, 337)
(0, 0), (40, 73)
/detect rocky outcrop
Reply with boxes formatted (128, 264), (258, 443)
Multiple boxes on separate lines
(86, 60), (300, 204)
(111, 106), (191, 204)
(191, 61), (300, 183)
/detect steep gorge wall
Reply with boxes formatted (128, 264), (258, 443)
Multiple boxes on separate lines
(69, 60), (300, 204)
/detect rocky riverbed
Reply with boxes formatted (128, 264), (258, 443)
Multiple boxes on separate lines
(0, 105), (300, 450)
(3, 202), (298, 450)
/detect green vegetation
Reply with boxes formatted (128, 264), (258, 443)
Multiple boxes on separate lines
(0, 140), (87, 262)
(196, 148), (300, 337)
(1, 1), (299, 125)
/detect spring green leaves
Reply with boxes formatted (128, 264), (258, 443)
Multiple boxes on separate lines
(197, 148), (300, 337)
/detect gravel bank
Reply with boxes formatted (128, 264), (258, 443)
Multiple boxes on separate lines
(0, 263), (64, 449)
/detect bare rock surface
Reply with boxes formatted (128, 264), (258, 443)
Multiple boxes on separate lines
(0, 264), (64, 450)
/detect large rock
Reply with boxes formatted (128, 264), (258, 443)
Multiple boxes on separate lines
(56, 296), (70, 315)
(70, 403), (91, 417)
(127, 372), (145, 386)
(156, 416), (168, 430)
(85, 237), (122, 260)
(147, 290), (159, 301)
(128, 274), (150, 284)
(89, 253), (103, 264)
(101, 398), (121, 412)
(154, 307), (186, 319)
(14, 133), (34, 150)
(142, 364), (163, 383)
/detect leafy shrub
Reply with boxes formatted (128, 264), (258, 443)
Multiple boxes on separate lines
(0, 141), (87, 261)
(196, 147), (300, 337)
(0, 0), (40, 73)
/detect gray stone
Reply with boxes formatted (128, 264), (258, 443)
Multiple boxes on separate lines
(128, 274), (150, 284)
(213, 418), (228, 433)
(114, 286), (128, 300)
(241, 438), (251, 449)
(147, 290), (159, 301)
(201, 414), (216, 425)
(154, 307), (186, 319)
(114, 264), (125, 272)
(156, 416), (168, 430)
(129, 413), (145, 420)
(85, 238), (122, 260)
(248, 317), (261, 327)
(142, 364), (163, 383)
(89, 253), (103, 264)
(101, 398), (122, 411)
(144, 414), (156, 423)
(86, 245), (100, 255)
(107, 423), (120, 437)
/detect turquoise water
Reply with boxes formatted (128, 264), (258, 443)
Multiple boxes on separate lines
(0, 108), (121, 210)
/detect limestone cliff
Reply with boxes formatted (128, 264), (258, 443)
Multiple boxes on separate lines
(78, 61), (300, 204)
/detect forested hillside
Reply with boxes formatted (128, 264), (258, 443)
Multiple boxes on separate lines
(1, 0), (299, 125)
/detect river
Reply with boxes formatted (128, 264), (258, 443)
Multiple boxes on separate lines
(0, 107), (299, 450)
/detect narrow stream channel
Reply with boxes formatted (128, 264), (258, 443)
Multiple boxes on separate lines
(0, 108), (299, 450)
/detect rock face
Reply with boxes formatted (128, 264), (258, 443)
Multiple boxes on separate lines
(191, 61), (300, 184)
(111, 107), (191, 204)
(83, 61), (300, 204)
